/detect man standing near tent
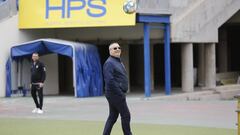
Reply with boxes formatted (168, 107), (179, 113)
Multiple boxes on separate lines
(30, 52), (46, 114)
(103, 43), (132, 135)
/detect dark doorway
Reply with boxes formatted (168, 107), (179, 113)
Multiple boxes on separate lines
(97, 45), (109, 66)
(97, 44), (110, 93)
(154, 44), (181, 90)
(129, 44), (144, 92)
(153, 44), (164, 88)
(227, 26), (240, 71)
(58, 55), (74, 95)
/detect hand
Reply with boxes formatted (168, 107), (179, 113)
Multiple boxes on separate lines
(39, 83), (44, 88)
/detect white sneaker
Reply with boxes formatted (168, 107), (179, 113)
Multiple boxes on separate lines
(32, 108), (38, 113)
(37, 109), (43, 114)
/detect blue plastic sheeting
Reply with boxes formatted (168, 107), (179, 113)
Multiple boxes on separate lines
(75, 45), (103, 97)
(5, 58), (11, 97)
(7, 39), (103, 97)
(11, 40), (73, 58)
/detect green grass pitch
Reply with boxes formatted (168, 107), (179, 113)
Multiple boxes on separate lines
(0, 118), (236, 135)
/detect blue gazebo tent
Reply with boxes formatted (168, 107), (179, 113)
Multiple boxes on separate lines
(6, 38), (103, 97)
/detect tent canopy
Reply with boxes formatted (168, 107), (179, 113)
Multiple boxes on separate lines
(6, 39), (103, 97)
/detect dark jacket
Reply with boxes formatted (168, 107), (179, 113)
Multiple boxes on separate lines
(31, 61), (46, 83)
(103, 56), (128, 99)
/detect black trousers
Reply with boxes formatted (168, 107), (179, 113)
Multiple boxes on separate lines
(103, 97), (132, 135)
(31, 85), (43, 110)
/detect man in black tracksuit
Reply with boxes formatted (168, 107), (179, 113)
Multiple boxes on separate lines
(103, 43), (132, 135)
(30, 53), (46, 114)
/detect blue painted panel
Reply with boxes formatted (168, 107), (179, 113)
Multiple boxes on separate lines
(144, 23), (151, 97)
(164, 23), (171, 95)
(137, 15), (170, 23)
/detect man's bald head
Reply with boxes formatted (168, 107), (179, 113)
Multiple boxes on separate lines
(109, 42), (121, 58)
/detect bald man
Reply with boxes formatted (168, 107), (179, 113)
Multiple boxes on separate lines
(103, 43), (132, 135)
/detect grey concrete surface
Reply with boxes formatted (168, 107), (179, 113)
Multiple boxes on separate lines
(0, 95), (237, 129)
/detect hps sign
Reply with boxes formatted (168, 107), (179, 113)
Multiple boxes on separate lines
(19, 0), (136, 29)
(45, 0), (106, 19)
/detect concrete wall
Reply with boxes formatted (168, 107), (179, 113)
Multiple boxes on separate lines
(0, 0), (17, 22)
(10, 58), (31, 92)
(21, 58), (31, 90)
(11, 60), (18, 91)
(53, 23), (163, 41)
(137, 0), (170, 14)
(40, 54), (59, 95)
(137, 0), (240, 43)
(170, 0), (240, 42)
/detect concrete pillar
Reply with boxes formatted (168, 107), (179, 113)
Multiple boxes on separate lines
(205, 43), (216, 89)
(198, 44), (205, 87)
(121, 44), (130, 92)
(17, 59), (23, 87)
(10, 0), (18, 14)
(150, 43), (155, 91)
(181, 43), (194, 92)
(218, 28), (228, 72)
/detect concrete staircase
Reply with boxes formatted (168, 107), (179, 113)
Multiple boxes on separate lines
(215, 85), (240, 100)
(170, 0), (240, 43)
(148, 85), (240, 101)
